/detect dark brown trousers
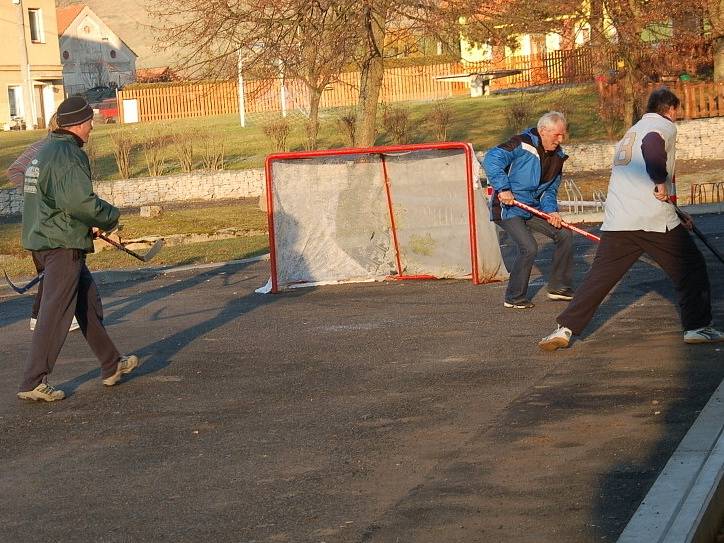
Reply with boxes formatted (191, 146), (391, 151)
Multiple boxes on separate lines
(557, 225), (712, 335)
(19, 248), (121, 391)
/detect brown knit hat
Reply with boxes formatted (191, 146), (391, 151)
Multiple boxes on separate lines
(56, 96), (94, 127)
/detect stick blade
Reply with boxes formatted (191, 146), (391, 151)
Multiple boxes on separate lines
(141, 239), (165, 262)
(3, 269), (43, 294)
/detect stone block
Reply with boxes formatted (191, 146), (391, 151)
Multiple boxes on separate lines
(140, 205), (163, 218)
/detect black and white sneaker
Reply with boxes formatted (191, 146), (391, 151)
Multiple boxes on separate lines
(504, 300), (535, 309)
(547, 288), (574, 301)
(683, 326), (724, 344)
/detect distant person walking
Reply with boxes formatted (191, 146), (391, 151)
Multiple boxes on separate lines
(7, 114), (79, 333)
(539, 88), (724, 351)
(18, 97), (138, 402)
(482, 111), (574, 309)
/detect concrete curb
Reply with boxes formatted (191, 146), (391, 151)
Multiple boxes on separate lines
(617, 378), (724, 543)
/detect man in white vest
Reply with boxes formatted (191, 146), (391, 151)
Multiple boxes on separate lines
(539, 87), (723, 350)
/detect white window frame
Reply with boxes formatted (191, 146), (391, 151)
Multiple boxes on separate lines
(28, 8), (45, 44)
(8, 86), (25, 118)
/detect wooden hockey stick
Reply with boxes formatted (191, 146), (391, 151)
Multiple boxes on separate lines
(3, 269), (43, 294)
(670, 203), (724, 265)
(511, 200), (601, 242)
(96, 233), (165, 262)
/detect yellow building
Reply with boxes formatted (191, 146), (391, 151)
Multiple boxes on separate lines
(0, 0), (64, 130)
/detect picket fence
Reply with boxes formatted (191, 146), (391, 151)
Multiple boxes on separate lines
(117, 48), (606, 123)
(598, 81), (724, 120)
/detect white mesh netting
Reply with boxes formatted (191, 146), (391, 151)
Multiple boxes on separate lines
(266, 145), (508, 291)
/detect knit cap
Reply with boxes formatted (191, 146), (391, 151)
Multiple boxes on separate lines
(56, 96), (94, 127)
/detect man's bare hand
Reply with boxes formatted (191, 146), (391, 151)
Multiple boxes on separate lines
(653, 183), (669, 201)
(498, 190), (514, 205)
(547, 212), (563, 228)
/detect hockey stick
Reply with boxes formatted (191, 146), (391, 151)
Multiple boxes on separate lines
(96, 233), (165, 262)
(670, 203), (724, 265)
(3, 269), (43, 294)
(511, 200), (601, 242)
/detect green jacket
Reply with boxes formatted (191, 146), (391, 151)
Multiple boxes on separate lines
(22, 131), (119, 252)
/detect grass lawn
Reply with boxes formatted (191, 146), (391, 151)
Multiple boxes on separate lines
(0, 85), (608, 187)
(0, 201), (269, 277)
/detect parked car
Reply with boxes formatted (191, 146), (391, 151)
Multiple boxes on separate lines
(96, 98), (118, 123)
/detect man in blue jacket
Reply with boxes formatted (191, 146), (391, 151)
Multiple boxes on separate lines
(483, 111), (573, 309)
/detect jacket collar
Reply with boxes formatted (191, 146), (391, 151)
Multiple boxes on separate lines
(52, 129), (85, 148)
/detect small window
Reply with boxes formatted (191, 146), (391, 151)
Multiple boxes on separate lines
(28, 8), (45, 43)
(110, 50), (116, 59)
(8, 86), (24, 117)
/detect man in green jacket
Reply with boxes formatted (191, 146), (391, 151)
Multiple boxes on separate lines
(18, 96), (138, 402)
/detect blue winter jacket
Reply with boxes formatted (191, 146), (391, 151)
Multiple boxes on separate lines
(482, 127), (568, 221)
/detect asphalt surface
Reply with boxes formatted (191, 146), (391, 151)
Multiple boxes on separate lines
(1, 215), (723, 543)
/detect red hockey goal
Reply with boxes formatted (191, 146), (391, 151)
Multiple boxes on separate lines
(263, 142), (507, 292)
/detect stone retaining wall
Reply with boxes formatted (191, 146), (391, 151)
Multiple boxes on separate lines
(2, 117), (723, 217)
(563, 117), (724, 171)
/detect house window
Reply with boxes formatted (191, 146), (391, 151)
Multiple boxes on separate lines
(28, 9), (45, 43)
(110, 50), (117, 59)
(8, 86), (24, 117)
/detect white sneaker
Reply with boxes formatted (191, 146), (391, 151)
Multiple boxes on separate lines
(538, 325), (572, 351)
(684, 326), (724, 344)
(69, 317), (80, 332)
(17, 383), (65, 402)
(29, 317), (37, 331)
(103, 355), (140, 386)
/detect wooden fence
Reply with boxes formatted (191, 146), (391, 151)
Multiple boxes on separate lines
(115, 48), (616, 123)
(598, 81), (724, 120)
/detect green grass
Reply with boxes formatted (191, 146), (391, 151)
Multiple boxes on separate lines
(0, 85), (607, 187)
(0, 201), (269, 278)
(0, 236), (269, 278)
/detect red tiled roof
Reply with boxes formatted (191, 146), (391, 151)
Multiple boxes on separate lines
(56, 4), (86, 36)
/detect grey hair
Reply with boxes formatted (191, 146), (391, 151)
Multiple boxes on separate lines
(537, 111), (567, 132)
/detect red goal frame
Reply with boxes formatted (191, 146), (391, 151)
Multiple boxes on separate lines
(264, 142), (484, 293)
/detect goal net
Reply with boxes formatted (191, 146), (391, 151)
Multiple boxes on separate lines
(263, 142), (508, 292)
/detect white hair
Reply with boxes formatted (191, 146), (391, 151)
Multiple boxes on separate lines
(537, 111), (567, 132)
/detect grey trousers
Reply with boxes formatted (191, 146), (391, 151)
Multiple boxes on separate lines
(19, 248), (121, 392)
(499, 215), (574, 303)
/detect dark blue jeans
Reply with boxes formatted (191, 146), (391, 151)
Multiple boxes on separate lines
(499, 215), (573, 303)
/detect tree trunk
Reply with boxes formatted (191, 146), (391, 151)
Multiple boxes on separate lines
(589, 0), (607, 76)
(622, 67), (637, 127)
(714, 35), (724, 82)
(354, 6), (386, 147)
(305, 87), (323, 150)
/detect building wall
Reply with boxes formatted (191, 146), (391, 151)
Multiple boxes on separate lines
(59, 7), (137, 96)
(2, 117), (724, 216)
(0, 1), (63, 130)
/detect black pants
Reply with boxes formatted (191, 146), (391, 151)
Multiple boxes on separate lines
(557, 226), (711, 335)
(499, 215), (573, 303)
(19, 248), (121, 392)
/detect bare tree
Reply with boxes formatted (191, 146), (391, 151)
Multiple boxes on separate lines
(707, 0), (724, 80)
(149, 0), (359, 148)
(461, 0), (714, 124)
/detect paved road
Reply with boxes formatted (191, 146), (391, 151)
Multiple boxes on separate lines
(1, 215), (723, 542)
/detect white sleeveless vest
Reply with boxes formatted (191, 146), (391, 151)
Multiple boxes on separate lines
(601, 113), (680, 232)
